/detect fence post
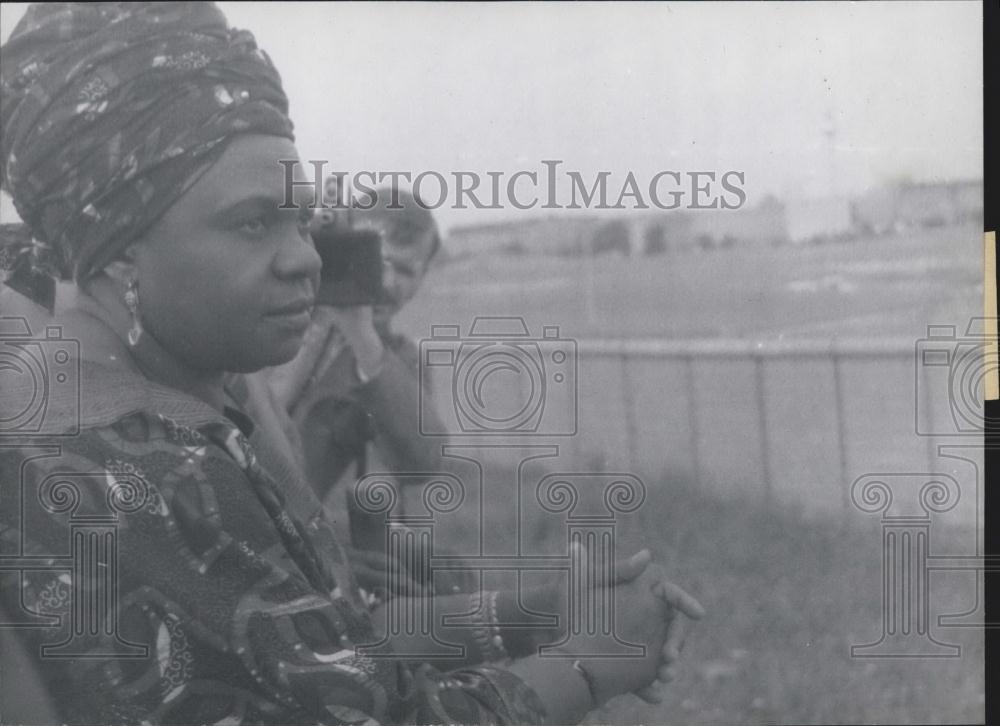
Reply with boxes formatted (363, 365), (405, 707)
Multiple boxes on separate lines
(684, 355), (701, 489)
(832, 353), (851, 521)
(753, 355), (772, 505)
(921, 361), (937, 471)
(619, 352), (638, 469)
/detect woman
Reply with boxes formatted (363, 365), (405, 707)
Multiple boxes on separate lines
(0, 4), (702, 724)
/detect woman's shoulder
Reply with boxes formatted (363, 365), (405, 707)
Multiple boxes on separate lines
(0, 408), (244, 518)
(1, 310), (233, 439)
(75, 408), (228, 465)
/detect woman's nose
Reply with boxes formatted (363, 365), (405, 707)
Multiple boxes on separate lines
(274, 230), (322, 282)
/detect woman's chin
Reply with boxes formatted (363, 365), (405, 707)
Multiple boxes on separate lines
(265, 332), (310, 367)
(226, 333), (307, 373)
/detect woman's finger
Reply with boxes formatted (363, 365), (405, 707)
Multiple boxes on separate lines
(635, 681), (664, 704)
(655, 581), (706, 620)
(657, 664), (678, 683)
(661, 640), (681, 664)
(663, 613), (689, 658)
(572, 542), (650, 589)
(613, 548), (652, 584)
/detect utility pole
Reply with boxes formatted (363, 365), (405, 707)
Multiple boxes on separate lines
(821, 108), (837, 197)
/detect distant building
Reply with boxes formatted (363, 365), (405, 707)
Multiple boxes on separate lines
(443, 179), (983, 260)
(851, 179), (983, 234)
(446, 201), (788, 258)
(631, 214), (695, 255)
(783, 197), (853, 244)
(445, 215), (599, 257)
(684, 198), (787, 249)
(623, 197), (789, 253)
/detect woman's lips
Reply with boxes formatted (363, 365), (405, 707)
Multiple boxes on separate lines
(265, 298), (314, 328)
(267, 298), (314, 316)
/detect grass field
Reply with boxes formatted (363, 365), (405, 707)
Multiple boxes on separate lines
(402, 222), (985, 724)
(398, 223), (982, 343)
(585, 480), (985, 726)
(426, 471), (984, 726)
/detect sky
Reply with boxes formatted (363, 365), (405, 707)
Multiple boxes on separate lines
(0, 1), (983, 233)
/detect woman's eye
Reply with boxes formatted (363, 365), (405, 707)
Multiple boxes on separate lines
(237, 217), (267, 235)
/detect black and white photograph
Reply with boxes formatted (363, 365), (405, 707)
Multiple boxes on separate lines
(0, 2), (989, 725)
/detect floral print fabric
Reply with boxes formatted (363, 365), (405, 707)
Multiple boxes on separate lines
(0, 356), (547, 725)
(0, 2), (294, 301)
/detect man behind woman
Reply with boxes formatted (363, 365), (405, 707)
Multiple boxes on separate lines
(0, 3), (702, 724)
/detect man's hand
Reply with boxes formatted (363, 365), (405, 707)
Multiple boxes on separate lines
(324, 306), (385, 381)
(264, 305), (384, 409)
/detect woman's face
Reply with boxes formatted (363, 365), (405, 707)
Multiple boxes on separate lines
(133, 135), (322, 373)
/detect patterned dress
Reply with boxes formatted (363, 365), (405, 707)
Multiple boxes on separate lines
(0, 316), (547, 725)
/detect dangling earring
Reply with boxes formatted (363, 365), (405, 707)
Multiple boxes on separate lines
(123, 278), (143, 347)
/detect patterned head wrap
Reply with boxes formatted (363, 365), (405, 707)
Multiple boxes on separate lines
(1, 2), (294, 311)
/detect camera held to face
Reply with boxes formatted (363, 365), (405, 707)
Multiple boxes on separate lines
(419, 316), (578, 436)
(311, 209), (387, 307)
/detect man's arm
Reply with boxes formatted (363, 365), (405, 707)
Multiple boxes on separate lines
(311, 306), (449, 474)
(357, 341), (450, 473)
